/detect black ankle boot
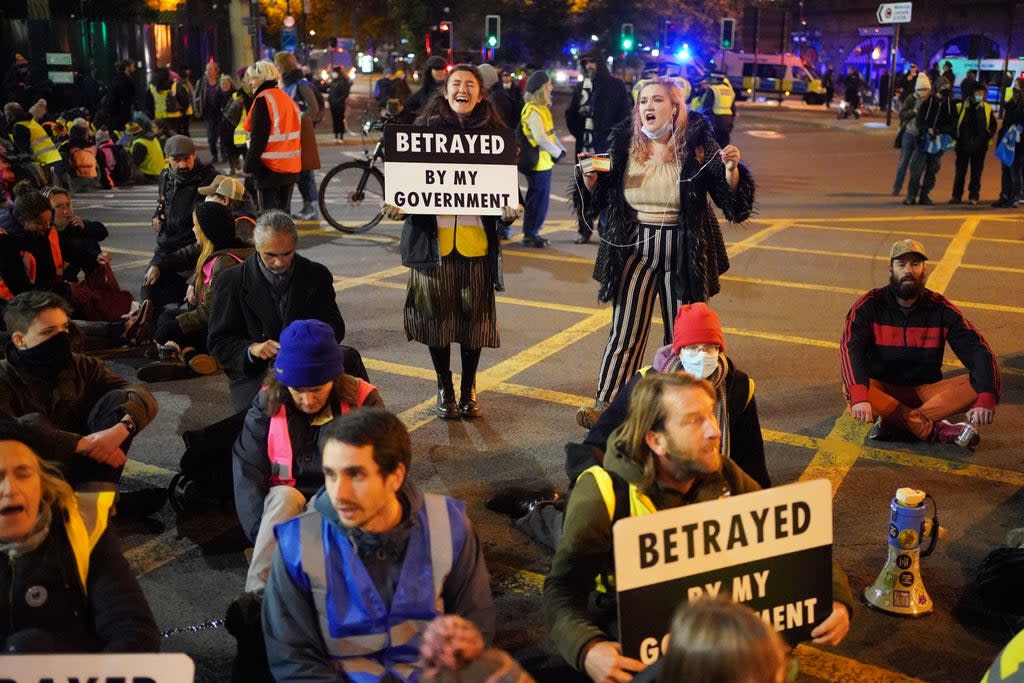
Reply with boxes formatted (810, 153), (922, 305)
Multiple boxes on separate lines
(459, 382), (480, 418)
(436, 372), (459, 419)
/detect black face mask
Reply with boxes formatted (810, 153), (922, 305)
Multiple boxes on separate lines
(11, 332), (73, 379)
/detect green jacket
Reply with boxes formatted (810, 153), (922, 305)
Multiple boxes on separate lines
(542, 448), (854, 671)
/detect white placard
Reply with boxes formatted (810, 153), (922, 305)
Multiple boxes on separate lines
(3, 653), (195, 682)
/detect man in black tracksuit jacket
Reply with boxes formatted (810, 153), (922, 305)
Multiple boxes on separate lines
(841, 239), (1000, 446)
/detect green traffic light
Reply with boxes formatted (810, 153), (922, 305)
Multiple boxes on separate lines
(622, 39), (633, 50)
(487, 36), (497, 47)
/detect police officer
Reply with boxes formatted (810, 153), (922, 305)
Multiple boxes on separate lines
(708, 72), (737, 147)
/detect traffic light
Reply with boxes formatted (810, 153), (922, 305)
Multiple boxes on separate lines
(485, 14), (500, 49)
(720, 17), (735, 49)
(620, 23), (634, 52)
(438, 20), (453, 50)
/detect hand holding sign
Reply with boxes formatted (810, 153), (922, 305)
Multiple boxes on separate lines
(501, 204), (524, 225)
(583, 640), (645, 683)
(810, 601), (850, 646)
(381, 203), (406, 221)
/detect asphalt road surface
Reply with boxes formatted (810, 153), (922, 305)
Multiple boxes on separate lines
(69, 94), (1024, 682)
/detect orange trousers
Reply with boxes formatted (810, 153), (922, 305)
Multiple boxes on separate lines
(868, 375), (977, 440)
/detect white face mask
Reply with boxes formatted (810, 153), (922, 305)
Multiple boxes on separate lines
(680, 348), (719, 379)
(641, 120), (673, 140)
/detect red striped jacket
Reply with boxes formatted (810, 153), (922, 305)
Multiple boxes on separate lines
(840, 285), (1000, 409)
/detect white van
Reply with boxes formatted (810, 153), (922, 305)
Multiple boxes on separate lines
(717, 51), (826, 103)
(936, 56), (1024, 102)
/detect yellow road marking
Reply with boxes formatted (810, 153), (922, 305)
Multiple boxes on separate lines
(724, 326), (839, 349)
(960, 262), (1024, 275)
(332, 266), (408, 292)
(721, 274), (863, 295)
(781, 223), (950, 237)
(794, 644), (927, 683)
(927, 217), (979, 293)
(738, 243), (886, 261)
(727, 220), (795, 257)
(797, 415), (871, 496)
(111, 258), (155, 272)
(104, 246), (154, 257)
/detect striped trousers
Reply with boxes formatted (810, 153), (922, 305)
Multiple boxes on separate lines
(595, 224), (684, 403)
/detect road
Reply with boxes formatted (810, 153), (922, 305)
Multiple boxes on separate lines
(70, 93), (1024, 682)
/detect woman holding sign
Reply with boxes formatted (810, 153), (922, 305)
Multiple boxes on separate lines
(572, 76), (756, 430)
(385, 64), (522, 419)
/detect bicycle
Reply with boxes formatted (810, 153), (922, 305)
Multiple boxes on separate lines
(317, 114), (390, 233)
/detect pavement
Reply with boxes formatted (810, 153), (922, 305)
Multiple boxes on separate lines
(63, 91), (1024, 682)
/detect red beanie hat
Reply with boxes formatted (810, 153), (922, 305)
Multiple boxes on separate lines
(671, 303), (726, 354)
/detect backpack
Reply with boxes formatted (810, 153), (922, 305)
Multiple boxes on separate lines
(164, 84), (181, 114)
(167, 408), (247, 515)
(68, 146), (98, 178)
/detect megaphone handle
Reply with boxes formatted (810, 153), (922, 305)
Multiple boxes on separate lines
(922, 494), (940, 558)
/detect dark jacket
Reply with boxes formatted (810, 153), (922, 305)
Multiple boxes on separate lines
(489, 81), (524, 130)
(58, 218), (108, 281)
(916, 95), (957, 138)
(243, 80), (301, 187)
(152, 163), (218, 258)
(107, 71), (137, 129)
(263, 482), (496, 681)
(0, 347), (159, 460)
(955, 98), (996, 151)
(232, 375), (383, 542)
(575, 114), (755, 304)
(579, 352), (769, 488)
(840, 284), (1001, 409)
(207, 252), (346, 409)
(0, 212), (66, 298)
(0, 503), (159, 653)
(565, 66), (632, 154)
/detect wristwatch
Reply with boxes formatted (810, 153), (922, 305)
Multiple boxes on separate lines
(119, 415), (138, 437)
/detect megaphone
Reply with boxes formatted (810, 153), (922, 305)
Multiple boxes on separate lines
(863, 487), (939, 617)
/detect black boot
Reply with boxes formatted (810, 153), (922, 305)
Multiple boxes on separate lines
(459, 381), (480, 418)
(436, 372), (459, 419)
(459, 347), (481, 418)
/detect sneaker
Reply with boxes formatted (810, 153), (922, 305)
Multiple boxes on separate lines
(918, 195), (934, 205)
(929, 419), (980, 447)
(523, 236), (550, 248)
(992, 199), (1011, 208)
(574, 233), (593, 244)
(902, 197), (916, 205)
(157, 340), (182, 361)
(968, 197), (979, 205)
(137, 359), (193, 383)
(576, 401), (609, 430)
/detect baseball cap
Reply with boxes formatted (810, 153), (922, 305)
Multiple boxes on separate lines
(889, 239), (928, 261)
(199, 174), (245, 201)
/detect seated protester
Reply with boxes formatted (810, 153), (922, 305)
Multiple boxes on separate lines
(262, 408), (495, 681)
(60, 118), (98, 191)
(0, 420), (160, 653)
(198, 174), (257, 245)
(582, 302), (769, 488)
(94, 127), (133, 189)
(543, 373), (853, 683)
(489, 303), (769, 550)
(137, 202), (252, 381)
(208, 210), (353, 412)
(0, 291), (164, 516)
(0, 182), (71, 308)
(44, 186), (109, 282)
(126, 121), (165, 183)
(631, 595), (788, 683)
(234, 319), (382, 592)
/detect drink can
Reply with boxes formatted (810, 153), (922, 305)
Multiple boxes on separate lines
(955, 422), (978, 448)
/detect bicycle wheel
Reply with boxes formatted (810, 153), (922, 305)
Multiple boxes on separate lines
(318, 161), (386, 233)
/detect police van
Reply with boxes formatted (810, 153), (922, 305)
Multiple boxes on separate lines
(936, 56), (1024, 102)
(717, 51), (827, 103)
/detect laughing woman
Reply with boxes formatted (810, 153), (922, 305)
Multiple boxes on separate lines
(573, 77), (756, 429)
(384, 64), (522, 420)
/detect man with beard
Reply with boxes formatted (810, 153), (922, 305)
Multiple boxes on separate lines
(142, 135), (217, 310)
(841, 239), (1000, 447)
(544, 372), (853, 683)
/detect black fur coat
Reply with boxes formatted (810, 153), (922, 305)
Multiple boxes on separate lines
(570, 113), (755, 303)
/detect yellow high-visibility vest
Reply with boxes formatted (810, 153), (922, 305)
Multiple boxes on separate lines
(520, 102), (557, 172)
(132, 136), (166, 176)
(13, 119), (62, 165)
(149, 83), (183, 119)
